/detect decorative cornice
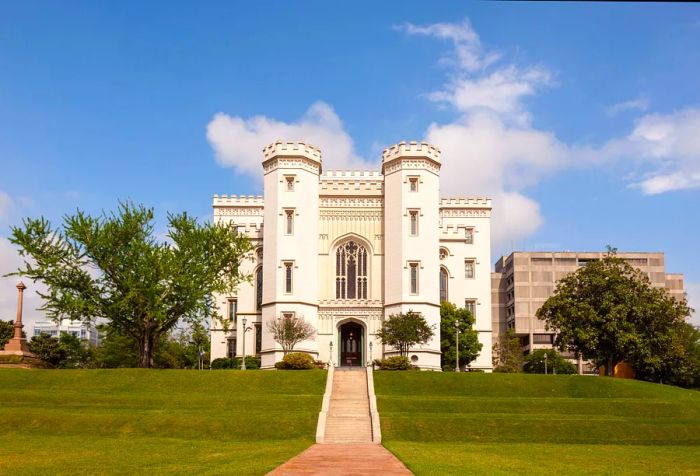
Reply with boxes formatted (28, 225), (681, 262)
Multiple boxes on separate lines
(320, 210), (383, 220)
(263, 157), (322, 175)
(320, 197), (384, 208)
(440, 208), (491, 218)
(214, 207), (264, 216)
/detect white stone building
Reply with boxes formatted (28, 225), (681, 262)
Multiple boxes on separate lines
(210, 140), (493, 370)
(32, 319), (100, 347)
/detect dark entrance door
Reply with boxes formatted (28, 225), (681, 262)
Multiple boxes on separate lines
(339, 322), (363, 367)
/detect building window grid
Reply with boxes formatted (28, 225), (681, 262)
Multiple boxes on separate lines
(465, 260), (476, 279)
(439, 267), (449, 303)
(409, 177), (418, 192)
(465, 299), (476, 318)
(465, 228), (474, 244)
(285, 176), (295, 191)
(255, 267), (263, 310)
(409, 210), (419, 236)
(284, 262), (293, 294)
(409, 262), (419, 295)
(335, 241), (368, 299)
(284, 210), (294, 235)
(228, 299), (237, 325)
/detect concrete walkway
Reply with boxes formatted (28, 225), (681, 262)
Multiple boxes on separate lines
(267, 444), (412, 476)
(268, 368), (412, 475)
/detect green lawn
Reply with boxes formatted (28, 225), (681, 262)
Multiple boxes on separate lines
(375, 372), (700, 475)
(0, 369), (326, 475)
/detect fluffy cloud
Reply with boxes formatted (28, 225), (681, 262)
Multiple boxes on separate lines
(0, 190), (12, 221)
(207, 101), (370, 178)
(606, 97), (649, 116)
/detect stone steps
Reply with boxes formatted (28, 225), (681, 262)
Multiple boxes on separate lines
(323, 368), (373, 444)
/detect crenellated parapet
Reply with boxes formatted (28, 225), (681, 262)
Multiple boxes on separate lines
(381, 141), (441, 175)
(262, 141), (322, 175)
(213, 194), (265, 206)
(440, 197), (491, 208)
(320, 170), (384, 195)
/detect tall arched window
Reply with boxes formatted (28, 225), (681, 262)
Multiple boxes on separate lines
(440, 267), (449, 303)
(336, 241), (368, 299)
(255, 267), (263, 310)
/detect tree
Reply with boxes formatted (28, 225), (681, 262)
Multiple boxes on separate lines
(376, 311), (434, 358)
(492, 329), (524, 373)
(266, 314), (315, 356)
(7, 202), (252, 368)
(440, 302), (482, 370)
(635, 322), (700, 388)
(0, 320), (13, 349)
(524, 349), (577, 375)
(27, 332), (92, 368)
(537, 249), (691, 377)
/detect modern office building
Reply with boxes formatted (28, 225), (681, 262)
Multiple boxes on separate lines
(32, 318), (100, 347)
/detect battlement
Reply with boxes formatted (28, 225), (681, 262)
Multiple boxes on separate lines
(213, 194), (265, 206)
(382, 141), (441, 164)
(440, 197), (492, 208)
(321, 170), (383, 179)
(262, 140), (322, 162)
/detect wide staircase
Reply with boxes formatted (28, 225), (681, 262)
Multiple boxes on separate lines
(324, 368), (372, 444)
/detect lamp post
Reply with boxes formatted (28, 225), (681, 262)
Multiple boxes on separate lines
(544, 352), (548, 375)
(455, 320), (460, 373)
(241, 318), (252, 370)
(329, 340), (334, 367)
(369, 341), (373, 367)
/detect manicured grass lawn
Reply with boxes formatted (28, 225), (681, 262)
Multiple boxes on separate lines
(375, 372), (700, 475)
(0, 369), (326, 475)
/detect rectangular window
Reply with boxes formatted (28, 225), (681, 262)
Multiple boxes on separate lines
(533, 334), (553, 344)
(465, 299), (476, 318)
(285, 175), (295, 191)
(409, 262), (419, 294)
(409, 210), (419, 236)
(255, 323), (262, 355)
(465, 228), (474, 244)
(465, 260), (475, 279)
(227, 337), (237, 358)
(409, 177), (418, 192)
(228, 299), (237, 324)
(285, 210), (294, 235)
(284, 262), (293, 294)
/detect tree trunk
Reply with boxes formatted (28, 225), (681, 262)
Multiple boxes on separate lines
(139, 332), (155, 368)
(605, 357), (616, 377)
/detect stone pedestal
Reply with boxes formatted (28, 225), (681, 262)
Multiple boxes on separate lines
(0, 281), (39, 368)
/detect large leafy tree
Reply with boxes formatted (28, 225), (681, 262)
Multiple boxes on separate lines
(267, 314), (315, 356)
(376, 311), (434, 358)
(492, 329), (524, 373)
(537, 249), (691, 377)
(8, 202), (252, 368)
(440, 302), (482, 370)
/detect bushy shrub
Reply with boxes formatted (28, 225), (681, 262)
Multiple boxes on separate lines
(524, 349), (577, 375)
(211, 357), (237, 369)
(377, 356), (411, 370)
(277, 352), (315, 370)
(244, 356), (260, 369)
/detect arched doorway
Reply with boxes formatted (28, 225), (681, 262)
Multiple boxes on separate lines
(339, 322), (364, 367)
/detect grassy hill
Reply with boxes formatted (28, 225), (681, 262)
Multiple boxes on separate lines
(0, 369), (326, 476)
(375, 372), (700, 475)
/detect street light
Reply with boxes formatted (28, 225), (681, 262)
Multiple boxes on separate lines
(544, 352), (548, 375)
(455, 320), (460, 373)
(241, 317), (252, 370)
(369, 341), (373, 367)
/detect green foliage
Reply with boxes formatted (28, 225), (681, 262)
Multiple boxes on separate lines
(244, 356), (261, 369)
(7, 202), (252, 367)
(0, 320), (13, 349)
(377, 355), (411, 370)
(635, 322), (700, 389)
(92, 328), (139, 368)
(277, 352), (315, 370)
(537, 249), (692, 378)
(492, 329), (524, 373)
(440, 302), (482, 370)
(376, 311), (435, 357)
(266, 315), (315, 355)
(524, 349), (577, 374)
(211, 357), (235, 369)
(28, 332), (93, 368)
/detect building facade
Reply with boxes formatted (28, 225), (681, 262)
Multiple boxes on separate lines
(32, 319), (100, 347)
(491, 251), (685, 370)
(210, 140), (493, 370)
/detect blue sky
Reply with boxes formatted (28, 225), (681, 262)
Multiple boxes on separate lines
(1, 1), (699, 325)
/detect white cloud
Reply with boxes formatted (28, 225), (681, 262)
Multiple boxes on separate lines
(686, 282), (700, 327)
(606, 97), (650, 116)
(0, 191), (12, 221)
(206, 101), (370, 179)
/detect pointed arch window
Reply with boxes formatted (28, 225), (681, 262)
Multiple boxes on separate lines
(335, 241), (368, 299)
(440, 267), (449, 303)
(255, 267), (263, 310)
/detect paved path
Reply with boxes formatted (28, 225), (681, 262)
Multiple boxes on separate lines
(267, 444), (412, 476)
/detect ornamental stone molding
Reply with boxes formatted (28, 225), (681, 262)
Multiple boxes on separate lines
(320, 210), (383, 220)
(263, 157), (321, 175)
(382, 158), (440, 176)
(439, 208), (491, 218)
(214, 207), (264, 217)
(320, 197), (384, 208)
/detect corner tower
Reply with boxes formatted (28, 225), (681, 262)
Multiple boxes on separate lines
(382, 141), (442, 370)
(261, 141), (322, 368)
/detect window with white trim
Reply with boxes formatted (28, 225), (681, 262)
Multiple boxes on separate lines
(409, 176), (418, 192)
(409, 262), (419, 295)
(228, 299), (237, 324)
(465, 259), (475, 279)
(439, 267), (449, 303)
(409, 210), (419, 236)
(285, 175), (295, 191)
(465, 228), (474, 244)
(284, 209), (294, 235)
(465, 299), (476, 318)
(284, 262), (293, 294)
(335, 241), (368, 299)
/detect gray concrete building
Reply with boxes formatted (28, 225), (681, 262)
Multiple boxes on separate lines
(492, 251), (685, 371)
